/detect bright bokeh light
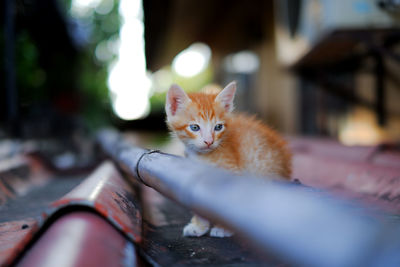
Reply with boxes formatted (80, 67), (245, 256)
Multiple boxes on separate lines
(107, 0), (151, 120)
(95, 0), (114, 15)
(71, 0), (101, 9)
(95, 40), (113, 62)
(172, 43), (211, 77)
(70, 0), (150, 120)
(223, 51), (260, 74)
(339, 108), (387, 146)
(152, 69), (173, 93)
(71, 0), (101, 17)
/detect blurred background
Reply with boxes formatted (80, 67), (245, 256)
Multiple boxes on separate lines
(1, 2), (400, 265)
(1, 0), (400, 146)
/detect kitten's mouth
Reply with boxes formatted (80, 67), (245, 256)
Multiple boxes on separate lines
(199, 145), (216, 153)
(188, 144), (217, 154)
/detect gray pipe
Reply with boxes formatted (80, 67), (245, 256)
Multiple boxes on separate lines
(97, 128), (400, 267)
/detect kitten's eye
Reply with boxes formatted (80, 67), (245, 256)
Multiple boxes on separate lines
(214, 124), (224, 131)
(189, 124), (200, 131)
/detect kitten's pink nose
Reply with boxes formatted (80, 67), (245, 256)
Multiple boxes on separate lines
(204, 140), (214, 147)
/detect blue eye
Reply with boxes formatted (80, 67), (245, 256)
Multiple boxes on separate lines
(214, 124), (223, 131)
(190, 124), (200, 131)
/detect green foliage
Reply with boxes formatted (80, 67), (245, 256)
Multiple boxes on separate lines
(73, 0), (121, 129)
(59, 0), (120, 130)
(16, 31), (48, 106)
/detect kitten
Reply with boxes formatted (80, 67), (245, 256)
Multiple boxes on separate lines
(165, 81), (292, 237)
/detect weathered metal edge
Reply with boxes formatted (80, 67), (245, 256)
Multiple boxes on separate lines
(97, 128), (400, 267)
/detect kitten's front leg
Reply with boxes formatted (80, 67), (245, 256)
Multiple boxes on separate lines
(210, 225), (233, 237)
(183, 215), (210, 237)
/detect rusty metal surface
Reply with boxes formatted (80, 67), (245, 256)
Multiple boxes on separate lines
(97, 128), (400, 267)
(16, 212), (137, 267)
(52, 161), (142, 242)
(290, 137), (400, 168)
(0, 155), (141, 266)
(0, 155), (39, 205)
(0, 219), (39, 267)
(291, 139), (400, 214)
(1, 130), (399, 267)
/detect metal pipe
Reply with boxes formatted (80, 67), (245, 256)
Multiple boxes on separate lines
(97, 128), (400, 267)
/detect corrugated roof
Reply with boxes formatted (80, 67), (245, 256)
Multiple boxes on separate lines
(1, 136), (400, 266)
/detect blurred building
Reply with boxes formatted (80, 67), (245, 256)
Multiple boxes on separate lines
(144, 0), (400, 145)
(1, 0), (400, 145)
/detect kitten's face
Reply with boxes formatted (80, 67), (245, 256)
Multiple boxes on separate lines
(165, 83), (236, 154)
(171, 103), (226, 153)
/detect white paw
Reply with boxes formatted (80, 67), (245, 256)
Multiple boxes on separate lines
(183, 222), (209, 237)
(210, 226), (233, 237)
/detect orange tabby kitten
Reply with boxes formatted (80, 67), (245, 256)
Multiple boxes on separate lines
(165, 81), (291, 237)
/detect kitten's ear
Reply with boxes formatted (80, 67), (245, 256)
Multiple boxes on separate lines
(166, 84), (190, 116)
(215, 81), (236, 112)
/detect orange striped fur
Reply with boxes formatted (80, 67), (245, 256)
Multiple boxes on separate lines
(165, 82), (292, 179)
(165, 82), (292, 237)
